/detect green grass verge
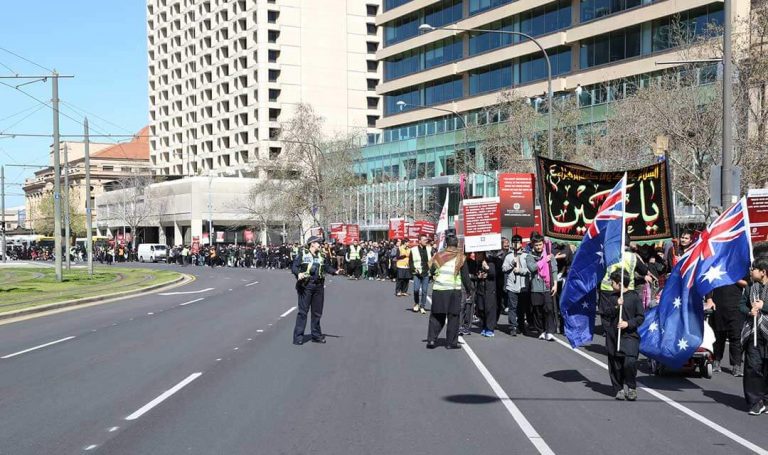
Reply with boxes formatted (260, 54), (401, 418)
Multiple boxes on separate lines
(0, 267), (183, 314)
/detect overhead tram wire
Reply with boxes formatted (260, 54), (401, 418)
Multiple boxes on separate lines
(0, 104), (45, 124)
(0, 60), (17, 74)
(0, 47), (54, 73)
(0, 105), (46, 135)
(60, 100), (135, 135)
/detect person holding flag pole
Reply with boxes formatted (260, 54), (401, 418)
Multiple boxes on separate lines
(435, 189), (450, 251)
(740, 257), (768, 415)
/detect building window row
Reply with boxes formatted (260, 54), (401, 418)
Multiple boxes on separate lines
(384, 37), (463, 80)
(469, 0), (571, 56)
(384, 0), (462, 46)
(469, 0), (515, 16)
(469, 46), (572, 96)
(383, 0), (412, 12)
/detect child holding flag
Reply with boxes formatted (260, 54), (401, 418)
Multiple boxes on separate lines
(605, 270), (645, 401)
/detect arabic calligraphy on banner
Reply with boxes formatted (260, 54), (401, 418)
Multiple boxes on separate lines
(535, 157), (674, 242)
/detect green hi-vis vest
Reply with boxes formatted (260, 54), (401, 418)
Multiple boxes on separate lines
(411, 246), (433, 272)
(348, 245), (361, 260)
(433, 256), (462, 291)
(600, 251), (637, 291)
(302, 250), (326, 279)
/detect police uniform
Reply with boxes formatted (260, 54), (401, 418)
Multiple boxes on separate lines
(291, 237), (337, 345)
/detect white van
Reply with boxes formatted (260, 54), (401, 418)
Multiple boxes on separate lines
(137, 243), (168, 263)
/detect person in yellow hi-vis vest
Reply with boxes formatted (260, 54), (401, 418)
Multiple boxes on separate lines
(427, 236), (470, 349)
(346, 240), (362, 280)
(598, 234), (652, 336)
(395, 239), (411, 297)
(409, 234), (434, 314)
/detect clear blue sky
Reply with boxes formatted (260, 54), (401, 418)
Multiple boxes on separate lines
(0, 0), (148, 208)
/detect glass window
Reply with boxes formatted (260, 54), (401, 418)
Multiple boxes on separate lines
(469, 0), (514, 16)
(384, 13), (420, 46)
(581, 25), (641, 68)
(384, 50), (420, 80)
(425, 76), (463, 105)
(581, 0), (645, 23)
(425, 37), (463, 69)
(425, 0), (462, 29)
(384, 87), (419, 115)
(384, 0), (411, 12)
(469, 62), (513, 95)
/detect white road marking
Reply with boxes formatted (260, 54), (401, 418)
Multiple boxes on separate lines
(108, 426), (119, 432)
(125, 372), (202, 421)
(179, 298), (204, 307)
(228, 288), (233, 291)
(147, 312), (154, 316)
(233, 347), (239, 350)
(84, 444), (98, 451)
(459, 336), (555, 455)
(1, 336), (76, 359)
(247, 338), (253, 341)
(552, 337), (768, 455)
(256, 330), (264, 333)
(280, 307), (297, 318)
(159, 287), (214, 296)
(216, 358), (222, 361)
(245, 281), (259, 287)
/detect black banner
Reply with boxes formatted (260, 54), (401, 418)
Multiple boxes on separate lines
(536, 157), (674, 242)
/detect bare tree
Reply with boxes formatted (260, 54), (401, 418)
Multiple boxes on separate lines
(245, 104), (364, 233)
(113, 173), (161, 249)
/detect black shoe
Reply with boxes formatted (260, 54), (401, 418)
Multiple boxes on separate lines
(293, 339), (304, 346)
(446, 344), (461, 350)
(749, 401), (765, 416)
(311, 336), (327, 344)
(426, 340), (436, 349)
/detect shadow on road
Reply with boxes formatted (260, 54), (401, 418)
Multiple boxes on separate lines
(443, 394), (500, 404)
(544, 369), (615, 397)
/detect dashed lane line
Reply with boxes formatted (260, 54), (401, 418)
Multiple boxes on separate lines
(125, 372), (202, 421)
(280, 307), (297, 318)
(179, 298), (204, 307)
(1, 336), (76, 359)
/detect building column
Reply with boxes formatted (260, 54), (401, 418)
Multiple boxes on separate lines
(173, 221), (182, 247)
(158, 226), (167, 245)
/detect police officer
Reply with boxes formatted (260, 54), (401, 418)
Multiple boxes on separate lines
(347, 240), (362, 280)
(292, 236), (338, 345)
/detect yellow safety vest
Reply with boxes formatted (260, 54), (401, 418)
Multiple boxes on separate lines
(301, 250), (326, 278)
(397, 246), (410, 269)
(433, 256), (462, 291)
(411, 246), (433, 272)
(600, 251), (637, 291)
(348, 245), (361, 260)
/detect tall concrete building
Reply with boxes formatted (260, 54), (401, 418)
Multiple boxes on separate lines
(350, 0), (750, 237)
(147, 0), (383, 178)
(91, 0), (386, 246)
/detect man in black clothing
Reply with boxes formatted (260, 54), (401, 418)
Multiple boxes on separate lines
(291, 236), (338, 345)
(605, 270), (645, 401)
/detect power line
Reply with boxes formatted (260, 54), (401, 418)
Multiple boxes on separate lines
(0, 60), (16, 74)
(60, 100), (134, 135)
(0, 47), (54, 73)
(0, 104), (42, 124)
(0, 105), (46, 135)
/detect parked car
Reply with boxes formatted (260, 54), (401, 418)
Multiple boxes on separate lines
(137, 243), (168, 263)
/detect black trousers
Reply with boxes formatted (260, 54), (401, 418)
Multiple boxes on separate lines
(530, 292), (556, 335)
(348, 259), (361, 278)
(396, 278), (409, 294)
(743, 342), (768, 407)
(514, 291), (531, 331)
(293, 284), (325, 343)
(710, 309), (744, 366)
(608, 353), (638, 392)
(428, 312), (460, 347)
(477, 294), (497, 331)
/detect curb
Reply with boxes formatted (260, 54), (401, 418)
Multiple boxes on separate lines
(0, 273), (194, 322)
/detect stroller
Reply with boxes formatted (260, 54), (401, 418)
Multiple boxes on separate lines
(649, 311), (716, 378)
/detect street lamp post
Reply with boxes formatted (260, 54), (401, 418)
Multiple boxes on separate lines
(419, 23), (553, 159)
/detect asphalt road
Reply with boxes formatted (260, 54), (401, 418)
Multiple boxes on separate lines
(1, 263), (766, 454)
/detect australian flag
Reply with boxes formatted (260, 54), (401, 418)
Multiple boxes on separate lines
(561, 174), (627, 348)
(639, 198), (753, 368)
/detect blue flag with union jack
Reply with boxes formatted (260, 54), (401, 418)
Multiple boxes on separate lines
(639, 198), (753, 368)
(560, 174), (627, 348)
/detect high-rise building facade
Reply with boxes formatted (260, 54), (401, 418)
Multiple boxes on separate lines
(147, 0), (382, 178)
(349, 0), (749, 237)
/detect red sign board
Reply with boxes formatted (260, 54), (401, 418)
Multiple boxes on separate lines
(309, 227), (324, 239)
(414, 220), (437, 237)
(329, 224), (359, 244)
(513, 207), (542, 244)
(191, 236), (200, 254)
(243, 229), (255, 243)
(202, 233), (210, 245)
(216, 231), (225, 243)
(389, 218), (406, 240)
(748, 189), (768, 243)
(463, 197), (502, 252)
(498, 173), (536, 228)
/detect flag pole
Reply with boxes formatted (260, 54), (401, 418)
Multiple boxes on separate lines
(617, 173), (627, 353)
(754, 293), (758, 348)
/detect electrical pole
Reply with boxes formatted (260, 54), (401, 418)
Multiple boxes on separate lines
(721, 0), (736, 208)
(84, 118), (93, 277)
(1, 165), (6, 263)
(52, 71), (63, 282)
(63, 142), (71, 270)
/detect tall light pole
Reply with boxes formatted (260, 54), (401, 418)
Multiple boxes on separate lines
(1, 165), (5, 263)
(721, 0), (736, 207)
(84, 117), (94, 276)
(419, 23), (553, 159)
(52, 71), (63, 281)
(63, 142), (71, 270)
